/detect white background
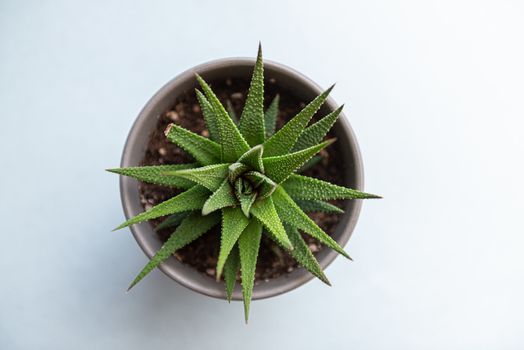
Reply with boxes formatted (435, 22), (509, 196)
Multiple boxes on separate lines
(1, 0), (523, 349)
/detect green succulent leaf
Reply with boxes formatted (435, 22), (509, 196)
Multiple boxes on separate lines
(127, 212), (220, 291)
(154, 211), (191, 231)
(293, 105), (343, 151)
(164, 123), (221, 165)
(238, 44), (265, 146)
(201, 179), (237, 216)
(236, 190), (257, 218)
(196, 75), (250, 162)
(195, 89), (220, 142)
(285, 224), (330, 285)
(250, 197), (293, 250)
(113, 185), (210, 231)
(237, 145), (264, 173)
(282, 174), (382, 200)
(106, 164), (196, 189)
(163, 163), (229, 192)
(228, 162), (249, 183)
(263, 85), (334, 157)
(263, 139), (334, 184)
(216, 207), (250, 280)
(238, 220), (262, 323)
(298, 155), (322, 173)
(264, 94), (279, 137)
(224, 244), (240, 302)
(243, 171), (276, 199)
(295, 199), (344, 214)
(272, 186), (350, 259)
(226, 99), (238, 124)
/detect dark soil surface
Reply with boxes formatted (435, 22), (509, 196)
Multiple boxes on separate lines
(138, 77), (346, 283)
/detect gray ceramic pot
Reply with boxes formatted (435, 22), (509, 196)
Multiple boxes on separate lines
(119, 58), (364, 300)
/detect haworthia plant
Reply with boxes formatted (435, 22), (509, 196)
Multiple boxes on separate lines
(108, 45), (380, 323)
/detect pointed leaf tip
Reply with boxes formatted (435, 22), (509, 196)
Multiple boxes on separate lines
(164, 123), (221, 165)
(127, 212), (220, 291)
(197, 73), (250, 161)
(263, 85), (335, 157)
(164, 123), (173, 137)
(238, 220), (262, 324)
(238, 43), (265, 146)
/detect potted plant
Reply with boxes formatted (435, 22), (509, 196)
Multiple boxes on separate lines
(108, 45), (380, 322)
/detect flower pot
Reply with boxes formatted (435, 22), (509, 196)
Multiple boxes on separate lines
(119, 58), (364, 300)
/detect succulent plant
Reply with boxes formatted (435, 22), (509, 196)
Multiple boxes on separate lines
(108, 45), (380, 322)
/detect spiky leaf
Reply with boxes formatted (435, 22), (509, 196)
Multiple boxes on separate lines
(196, 75), (250, 162)
(272, 186), (350, 259)
(295, 199), (344, 214)
(127, 212), (220, 291)
(263, 85), (334, 157)
(282, 174), (381, 200)
(298, 155), (322, 173)
(228, 162), (249, 182)
(201, 179), (237, 215)
(237, 191), (257, 218)
(195, 89), (220, 142)
(250, 197), (293, 250)
(263, 139), (334, 184)
(216, 207), (250, 280)
(238, 220), (262, 323)
(106, 164), (195, 189)
(264, 94), (279, 137)
(226, 99), (238, 124)
(154, 211), (191, 231)
(293, 106), (343, 151)
(237, 145), (264, 173)
(285, 224), (330, 285)
(243, 171), (276, 199)
(163, 163), (229, 191)
(113, 185), (210, 230)
(164, 123), (221, 165)
(224, 244), (240, 302)
(238, 45), (265, 146)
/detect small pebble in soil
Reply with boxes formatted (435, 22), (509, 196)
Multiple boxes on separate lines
(206, 268), (215, 277)
(269, 78), (276, 84)
(166, 111), (179, 122)
(226, 78), (232, 86)
(158, 147), (167, 156)
(231, 92), (243, 99)
(192, 104), (201, 113)
(308, 243), (320, 253)
(201, 129), (210, 137)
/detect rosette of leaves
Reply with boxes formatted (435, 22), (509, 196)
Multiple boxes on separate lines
(108, 45), (380, 322)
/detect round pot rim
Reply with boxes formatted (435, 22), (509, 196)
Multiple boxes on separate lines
(119, 57), (364, 300)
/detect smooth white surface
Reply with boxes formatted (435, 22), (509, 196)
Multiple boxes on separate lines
(1, 1), (523, 349)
